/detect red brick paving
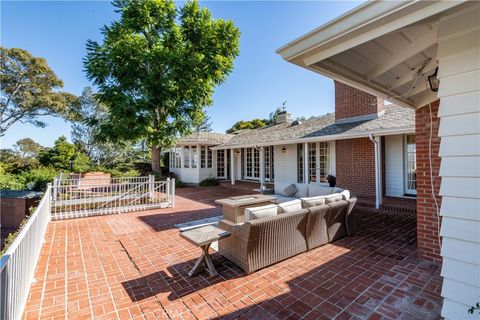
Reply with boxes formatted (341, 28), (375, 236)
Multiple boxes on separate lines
(23, 182), (442, 320)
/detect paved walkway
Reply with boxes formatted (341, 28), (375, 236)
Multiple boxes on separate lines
(23, 183), (442, 320)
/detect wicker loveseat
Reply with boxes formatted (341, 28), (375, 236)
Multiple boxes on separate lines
(218, 197), (357, 274)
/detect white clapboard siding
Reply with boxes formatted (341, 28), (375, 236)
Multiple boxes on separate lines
(437, 4), (480, 319)
(274, 144), (298, 191)
(385, 135), (404, 197)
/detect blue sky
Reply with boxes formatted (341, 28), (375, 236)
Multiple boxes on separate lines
(1, 0), (361, 148)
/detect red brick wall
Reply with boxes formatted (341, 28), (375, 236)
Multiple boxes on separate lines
(336, 138), (376, 199)
(416, 100), (442, 264)
(335, 81), (385, 121)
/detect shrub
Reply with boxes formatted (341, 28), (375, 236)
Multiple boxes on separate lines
(0, 172), (25, 190)
(199, 177), (219, 187)
(19, 167), (58, 191)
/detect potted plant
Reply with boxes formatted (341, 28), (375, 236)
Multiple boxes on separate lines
(327, 175), (336, 188)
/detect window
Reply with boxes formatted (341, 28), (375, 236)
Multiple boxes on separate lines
(201, 146), (206, 168)
(207, 148), (212, 168)
(183, 146), (190, 168)
(217, 150), (225, 178)
(246, 148), (252, 178)
(307, 142), (330, 183)
(297, 144), (304, 183)
(405, 135), (416, 194)
(308, 143), (317, 182)
(191, 146), (197, 168)
(253, 148), (260, 178)
(264, 146), (274, 182)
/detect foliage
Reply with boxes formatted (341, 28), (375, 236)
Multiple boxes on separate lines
(39, 136), (91, 172)
(0, 165), (25, 190)
(92, 166), (140, 177)
(468, 302), (480, 315)
(193, 115), (213, 132)
(84, 0), (240, 172)
(0, 213), (31, 256)
(19, 167), (58, 191)
(199, 177), (219, 186)
(226, 119), (266, 133)
(0, 47), (80, 136)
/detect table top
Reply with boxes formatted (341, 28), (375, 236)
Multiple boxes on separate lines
(215, 194), (277, 207)
(180, 225), (230, 247)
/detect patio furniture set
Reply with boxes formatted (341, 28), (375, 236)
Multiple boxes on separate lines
(180, 184), (357, 276)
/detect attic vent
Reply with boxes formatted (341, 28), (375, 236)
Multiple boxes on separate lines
(291, 120), (301, 126)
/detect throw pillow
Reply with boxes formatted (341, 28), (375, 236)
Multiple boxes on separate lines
(300, 195), (327, 208)
(244, 204), (279, 222)
(278, 199), (302, 213)
(284, 183), (299, 197)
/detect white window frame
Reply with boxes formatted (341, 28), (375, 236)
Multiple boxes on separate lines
(404, 135), (417, 195)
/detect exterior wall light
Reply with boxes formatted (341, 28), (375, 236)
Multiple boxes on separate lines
(281, 147), (287, 153)
(235, 150), (240, 156)
(428, 67), (439, 92)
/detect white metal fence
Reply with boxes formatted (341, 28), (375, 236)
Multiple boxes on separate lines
(0, 186), (52, 320)
(51, 175), (175, 220)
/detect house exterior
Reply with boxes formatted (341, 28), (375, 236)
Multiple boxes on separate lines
(171, 83), (416, 210)
(276, 1), (480, 318)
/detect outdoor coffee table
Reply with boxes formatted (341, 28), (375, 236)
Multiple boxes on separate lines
(215, 194), (277, 224)
(180, 225), (230, 277)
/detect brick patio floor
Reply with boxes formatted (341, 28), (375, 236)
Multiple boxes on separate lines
(23, 182), (442, 320)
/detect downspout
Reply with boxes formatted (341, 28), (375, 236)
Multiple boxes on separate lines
(369, 134), (383, 209)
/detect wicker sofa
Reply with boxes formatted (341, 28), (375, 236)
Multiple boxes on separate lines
(218, 197), (357, 274)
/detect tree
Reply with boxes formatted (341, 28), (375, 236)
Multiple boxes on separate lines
(0, 47), (80, 136)
(193, 115), (213, 132)
(39, 136), (91, 172)
(267, 101), (287, 125)
(13, 138), (43, 159)
(226, 119), (266, 133)
(84, 0), (240, 173)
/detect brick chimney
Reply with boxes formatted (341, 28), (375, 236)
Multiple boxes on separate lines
(276, 111), (291, 124)
(335, 81), (384, 123)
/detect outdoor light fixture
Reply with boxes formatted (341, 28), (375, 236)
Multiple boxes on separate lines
(281, 147), (287, 153)
(428, 67), (439, 92)
(235, 150), (240, 156)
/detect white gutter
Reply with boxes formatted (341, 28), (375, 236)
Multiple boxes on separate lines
(211, 126), (414, 150)
(369, 133), (382, 209)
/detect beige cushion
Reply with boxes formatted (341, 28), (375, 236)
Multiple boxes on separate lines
(244, 204), (278, 222)
(308, 183), (335, 197)
(278, 199), (302, 213)
(300, 196), (327, 208)
(284, 184), (299, 197)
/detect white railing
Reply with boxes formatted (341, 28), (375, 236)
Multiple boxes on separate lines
(0, 186), (52, 320)
(51, 175), (175, 220)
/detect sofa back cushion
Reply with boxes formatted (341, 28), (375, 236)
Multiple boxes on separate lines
(300, 195), (326, 208)
(305, 204), (330, 250)
(325, 194), (343, 203)
(326, 200), (348, 242)
(244, 204), (278, 222)
(308, 183), (335, 197)
(246, 210), (309, 271)
(278, 199), (302, 213)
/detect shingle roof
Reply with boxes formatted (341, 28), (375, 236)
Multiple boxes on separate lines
(177, 132), (234, 145)
(218, 104), (414, 147)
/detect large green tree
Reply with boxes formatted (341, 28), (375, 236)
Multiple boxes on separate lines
(0, 47), (80, 136)
(84, 0), (240, 173)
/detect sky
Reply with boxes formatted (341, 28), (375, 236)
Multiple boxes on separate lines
(1, 0), (362, 149)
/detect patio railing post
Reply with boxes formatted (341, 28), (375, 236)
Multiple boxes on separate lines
(148, 175), (154, 199)
(166, 177), (170, 205)
(171, 178), (176, 207)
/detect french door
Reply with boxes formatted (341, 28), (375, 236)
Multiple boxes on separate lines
(404, 135), (417, 195)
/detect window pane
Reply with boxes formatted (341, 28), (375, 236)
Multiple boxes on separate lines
(297, 144), (303, 183)
(200, 146), (206, 168)
(406, 135), (416, 192)
(191, 146), (197, 168)
(207, 148), (212, 168)
(318, 142), (329, 182)
(183, 146), (190, 168)
(308, 143), (316, 182)
(217, 150), (225, 177)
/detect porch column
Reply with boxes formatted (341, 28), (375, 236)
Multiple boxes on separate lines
(196, 144), (201, 171)
(259, 146), (265, 189)
(303, 142), (309, 184)
(369, 134), (383, 209)
(230, 149), (235, 185)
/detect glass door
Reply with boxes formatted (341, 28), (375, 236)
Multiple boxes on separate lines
(404, 135), (417, 195)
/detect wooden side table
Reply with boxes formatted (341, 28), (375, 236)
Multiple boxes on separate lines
(180, 225), (230, 277)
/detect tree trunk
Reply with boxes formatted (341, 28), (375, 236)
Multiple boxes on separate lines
(151, 145), (162, 175)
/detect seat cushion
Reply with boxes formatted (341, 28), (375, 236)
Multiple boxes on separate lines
(278, 199), (302, 213)
(300, 195), (326, 208)
(244, 204), (279, 222)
